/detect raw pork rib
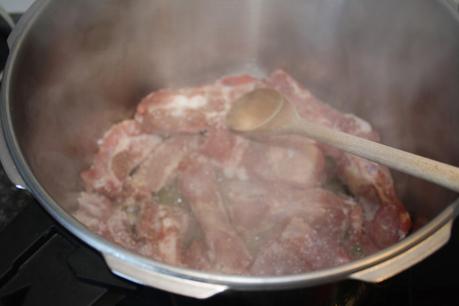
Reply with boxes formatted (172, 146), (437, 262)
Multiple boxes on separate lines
(74, 70), (411, 275)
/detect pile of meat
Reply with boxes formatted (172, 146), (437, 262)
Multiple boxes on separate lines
(74, 70), (411, 276)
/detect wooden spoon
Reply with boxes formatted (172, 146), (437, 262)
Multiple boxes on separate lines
(226, 88), (459, 192)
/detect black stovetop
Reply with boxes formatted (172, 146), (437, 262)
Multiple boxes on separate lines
(0, 11), (458, 306)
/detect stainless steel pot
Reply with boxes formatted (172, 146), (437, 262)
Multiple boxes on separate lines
(1, 0), (459, 299)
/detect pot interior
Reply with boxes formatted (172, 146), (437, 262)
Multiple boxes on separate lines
(6, 0), (459, 249)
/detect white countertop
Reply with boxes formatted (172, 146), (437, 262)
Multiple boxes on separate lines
(0, 0), (34, 13)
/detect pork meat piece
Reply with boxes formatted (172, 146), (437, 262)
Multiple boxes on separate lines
(135, 90), (209, 135)
(105, 199), (143, 251)
(183, 239), (212, 271)
(135, 75), (261, 135)
(126, 136), (198, 196)
(73, 192), (113, 236)
(218, 178), (274, 253)
(266, 69), (411, 247)
(220, 177), (364, 261)
(241, 141), (325, 188)
(333, 153), (411, 247)
(81, 120), (162, 197)
(136, 202), (192, 266)
(265, 70), (379, 140)
(251, 217), (351, 276)
(199, 128), (238, 165)
(277, 188), (364, 240)
(178, 156), (252, 274)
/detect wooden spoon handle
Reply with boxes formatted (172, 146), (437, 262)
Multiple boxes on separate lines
(288, 117), (459, 192)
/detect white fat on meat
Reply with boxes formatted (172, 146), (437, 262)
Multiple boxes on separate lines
(161, 95), (208, 117)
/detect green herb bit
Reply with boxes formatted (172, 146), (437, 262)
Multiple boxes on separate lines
(154, 183), (185, 207)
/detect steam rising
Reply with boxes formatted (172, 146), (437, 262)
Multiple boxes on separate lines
(12, 0), (459, 219)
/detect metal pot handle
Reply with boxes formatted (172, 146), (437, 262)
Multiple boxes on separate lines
(103, 254), (228, 299)
(350, 203), (458, 283)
